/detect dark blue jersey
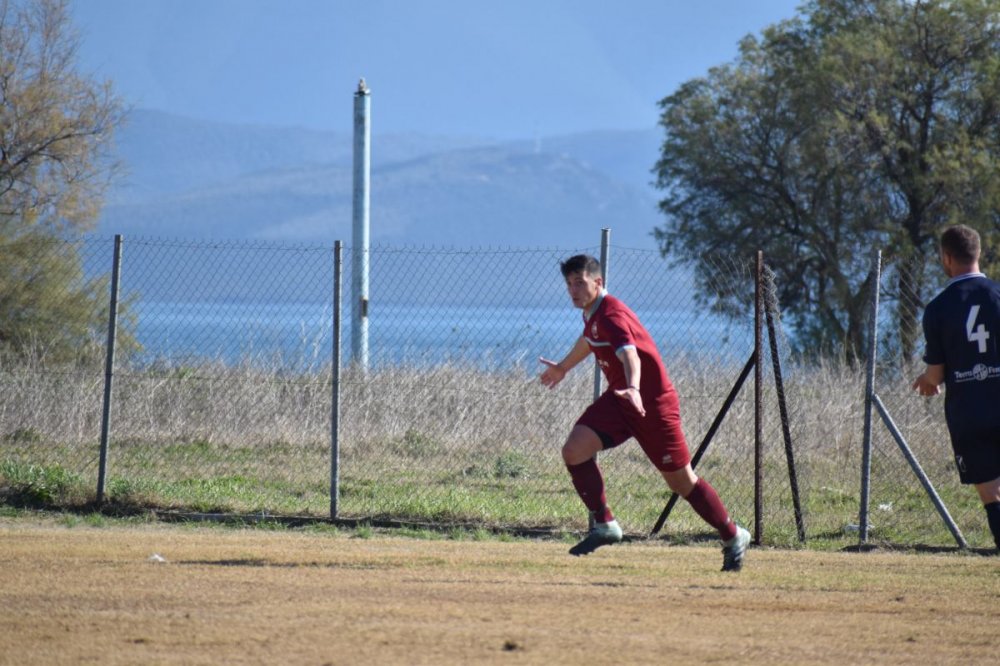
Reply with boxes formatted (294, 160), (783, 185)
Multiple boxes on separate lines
(922, 273), (1000, 440)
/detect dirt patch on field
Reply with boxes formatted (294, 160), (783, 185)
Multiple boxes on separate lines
(0, 517), (997, 665)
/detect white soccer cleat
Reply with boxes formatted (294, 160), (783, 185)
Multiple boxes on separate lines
(721, 526), (750, 572)
(569, 519), (623, 556)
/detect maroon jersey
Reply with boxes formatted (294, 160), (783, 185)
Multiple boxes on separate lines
(583, 292), (672, 394)
(577, 291), (689, 471)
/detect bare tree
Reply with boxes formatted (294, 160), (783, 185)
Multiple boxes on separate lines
(0, 0), (124, 233)
(0, 0), (128, 361)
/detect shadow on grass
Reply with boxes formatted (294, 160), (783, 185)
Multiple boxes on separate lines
(839, 541), (997, 557)
(2, 487), (995, 556)
(0, 487), (156, 518)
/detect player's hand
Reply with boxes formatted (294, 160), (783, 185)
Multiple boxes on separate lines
(614, 387), (646, 417)
(911, 373), (941, 397)
(539, 357), (566, 389)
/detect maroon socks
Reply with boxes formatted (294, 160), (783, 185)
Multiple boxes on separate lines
(566, 459), (613, 523)
(568, 461), (736, 539)
(685, 478), (738, 541)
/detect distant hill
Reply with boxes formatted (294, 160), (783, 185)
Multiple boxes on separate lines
(110, 110), (497, 198)
(100, 110), (666, 250)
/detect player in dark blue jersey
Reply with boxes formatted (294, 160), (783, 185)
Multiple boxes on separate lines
(913, 225), (1000, 552)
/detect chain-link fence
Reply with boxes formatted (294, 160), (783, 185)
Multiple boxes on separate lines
(1, 234), (988, 549)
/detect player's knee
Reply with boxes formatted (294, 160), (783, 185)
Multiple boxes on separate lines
(662, 466), (698, 497)
(561, 441), (584, 465)
(976, 478), (1000, 504)
(561, 428), (600, 465)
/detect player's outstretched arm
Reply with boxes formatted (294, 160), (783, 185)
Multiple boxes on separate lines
(539, 336), (590, 389)
(912, 363), (945, 397)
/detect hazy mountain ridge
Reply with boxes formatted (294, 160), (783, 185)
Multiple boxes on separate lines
(100, 109), (666, 250)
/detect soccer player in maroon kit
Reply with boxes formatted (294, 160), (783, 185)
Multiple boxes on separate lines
(540, 254), (750, 570)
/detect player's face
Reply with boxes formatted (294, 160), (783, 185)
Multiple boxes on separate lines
(565, 270), (603, 310)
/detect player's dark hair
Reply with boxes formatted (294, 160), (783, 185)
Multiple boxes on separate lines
(940, 225), (980, 265)
(560, 254), (601, 278)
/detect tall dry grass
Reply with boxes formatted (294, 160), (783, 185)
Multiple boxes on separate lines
(0, 354), (877, 460)
(0, 353), (951, 480)
(1, 353), (985, 547)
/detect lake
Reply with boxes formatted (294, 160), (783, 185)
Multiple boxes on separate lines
(127, 300), (751, 371)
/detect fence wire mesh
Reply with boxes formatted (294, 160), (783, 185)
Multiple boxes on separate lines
(339, 247), (767, 540)
(2, 234), (985, 549)
(0, 235), (112, 486)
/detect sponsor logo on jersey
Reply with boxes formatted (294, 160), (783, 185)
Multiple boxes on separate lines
(953, 363), (1000, 383)
(591, 322), (598, 338)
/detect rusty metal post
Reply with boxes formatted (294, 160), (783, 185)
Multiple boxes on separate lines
(753, 251), (763, 544)
(97, 234), (123, 504)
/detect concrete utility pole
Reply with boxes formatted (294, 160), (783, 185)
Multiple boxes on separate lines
(352, 78), (371, 370)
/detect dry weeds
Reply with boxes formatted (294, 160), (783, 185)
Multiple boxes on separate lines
(2, 356), (982, 547)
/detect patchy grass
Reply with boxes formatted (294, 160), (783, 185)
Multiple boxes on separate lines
(1, 360), (993, 549)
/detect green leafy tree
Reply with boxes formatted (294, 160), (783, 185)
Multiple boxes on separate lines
(654, 0), (1000, 363)
(0, 0), (127, 362)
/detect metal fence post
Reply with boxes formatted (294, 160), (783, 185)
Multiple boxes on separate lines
(872, 394), (968, 548)
(753, 250), (763, 544)
(96, 234), (123, 504)
(331, 241), (343, 519)
(860, 249), (881, 544)
(763, 267), (805, 542)
(593, 228), (611, 402)
(585, 227), (611, 533)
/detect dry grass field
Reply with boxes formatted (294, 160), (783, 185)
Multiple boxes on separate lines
(1, 514), (997, 665)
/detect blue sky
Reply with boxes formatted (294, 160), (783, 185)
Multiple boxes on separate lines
(71, 0), (803, 139)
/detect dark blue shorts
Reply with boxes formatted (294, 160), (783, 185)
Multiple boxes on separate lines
(951, 433), (1000, 485)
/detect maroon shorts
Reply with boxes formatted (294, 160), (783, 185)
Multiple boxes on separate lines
(576, 388), (691, 472)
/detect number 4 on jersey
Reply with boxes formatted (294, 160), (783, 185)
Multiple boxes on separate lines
(966, 305), (990, 354)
